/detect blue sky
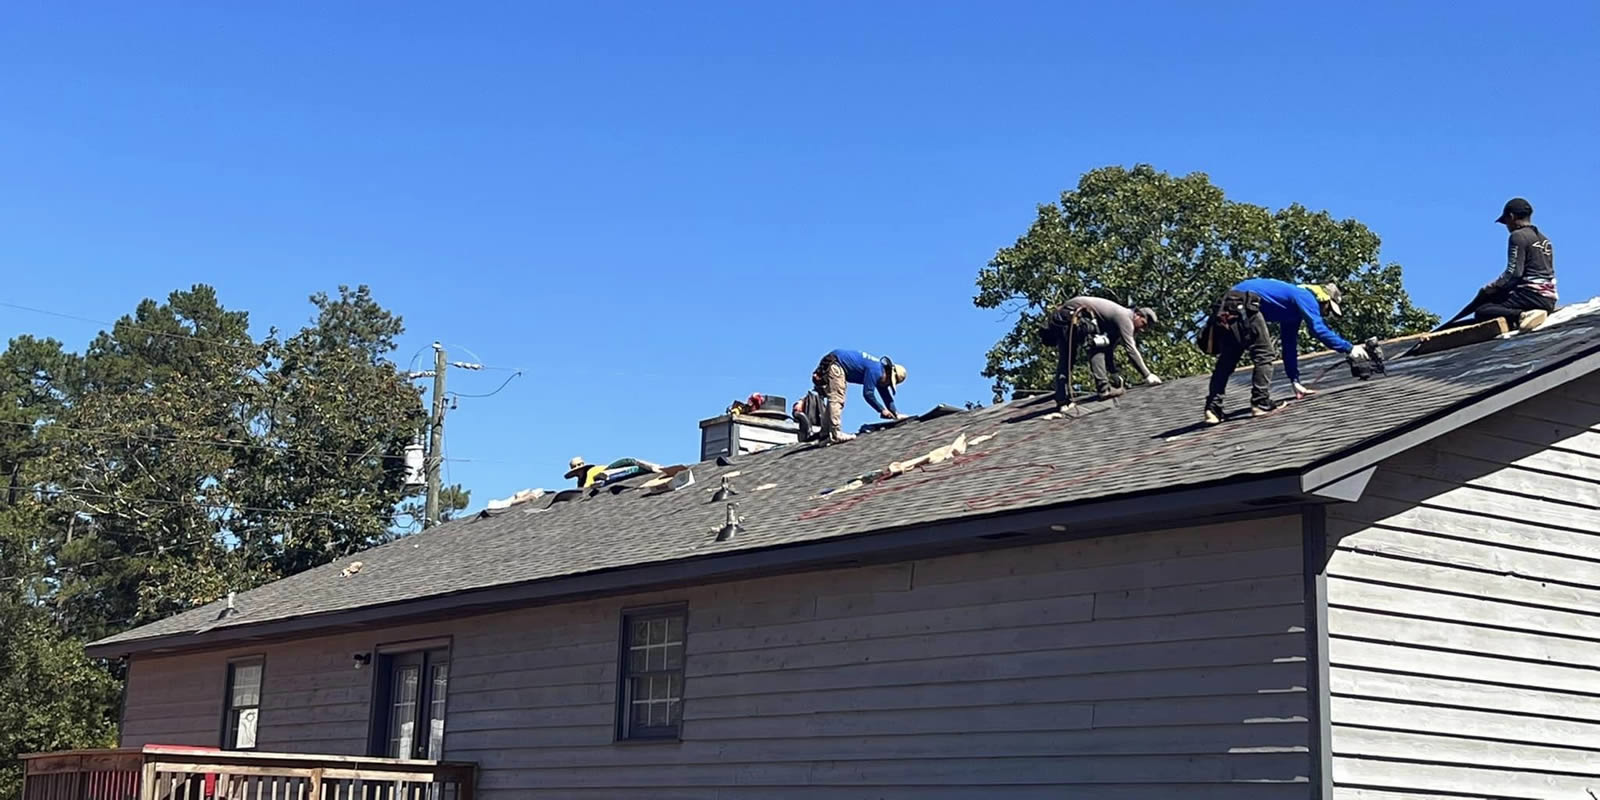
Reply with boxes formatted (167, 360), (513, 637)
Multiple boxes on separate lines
(3, 1), (1597, 512)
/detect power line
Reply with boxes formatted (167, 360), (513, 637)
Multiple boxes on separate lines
(450, 370), (522, 399)
(0, 418), (525, 465)
(1, 300), (264, 355)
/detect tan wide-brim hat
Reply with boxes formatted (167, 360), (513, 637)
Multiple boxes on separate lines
(889, 363), (907, 389)
(563, 456), (590, 479)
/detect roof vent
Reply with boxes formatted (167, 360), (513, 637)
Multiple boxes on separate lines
(715, 503), (743, 542)
(711, 476), (738, 503)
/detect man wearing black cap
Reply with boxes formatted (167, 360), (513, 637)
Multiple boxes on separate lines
(1473, 197), (1556, 330)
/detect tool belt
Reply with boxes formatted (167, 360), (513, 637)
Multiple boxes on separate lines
(811, 352), (841, 391)
(1039, 305), (1103, 348)
(1201, 290), (1261, 356)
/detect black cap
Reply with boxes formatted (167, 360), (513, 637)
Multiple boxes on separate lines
(1495, 197), (1532, 224)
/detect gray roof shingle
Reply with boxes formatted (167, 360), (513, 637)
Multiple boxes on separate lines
(92, 310), (1600, 651)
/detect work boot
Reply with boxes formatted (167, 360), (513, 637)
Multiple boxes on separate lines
(1203, 407), (1223, 425)
(827, 431), (856, 444)
(1097, 386), (1126, 401)
(1251, 401), (1287, 417)
(1518, 309), (1549, 332)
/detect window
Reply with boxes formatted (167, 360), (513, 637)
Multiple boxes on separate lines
(371, 647), (449, 760)
(618, 606), (686, 740)
(223, 657), (263, 750)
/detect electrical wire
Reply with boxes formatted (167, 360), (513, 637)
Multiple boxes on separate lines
(449, 370), (522, 399)
(0, 301), (263, 355)
(0, 418), (525, 465)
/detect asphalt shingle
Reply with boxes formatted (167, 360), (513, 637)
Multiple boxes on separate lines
(93, 310), (1600, 649)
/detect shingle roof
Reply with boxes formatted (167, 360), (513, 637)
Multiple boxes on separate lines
(92, 307), (1600, 652)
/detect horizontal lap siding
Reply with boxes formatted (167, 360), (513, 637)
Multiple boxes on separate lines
(446, 515), (1310, 798)
(121, 515), (1308, 797)
(1325, 378), (1600, 799)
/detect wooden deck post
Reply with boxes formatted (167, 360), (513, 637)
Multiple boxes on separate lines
(308, 767), (323, 800)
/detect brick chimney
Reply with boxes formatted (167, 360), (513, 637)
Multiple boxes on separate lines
(699, 394), (798, 461)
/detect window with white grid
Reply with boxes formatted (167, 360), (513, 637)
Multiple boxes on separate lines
(619, 607), (686, 740)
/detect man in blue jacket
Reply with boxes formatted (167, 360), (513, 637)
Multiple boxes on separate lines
(810, 349), (907, 442)
(1201, 279), (1368, 425)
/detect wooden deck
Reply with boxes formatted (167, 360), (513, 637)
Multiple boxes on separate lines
(21, 746), (475, 800)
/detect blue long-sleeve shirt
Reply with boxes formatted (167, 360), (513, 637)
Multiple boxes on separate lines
(829, 349), (898, 415)
(1231, 279), (1353, 382)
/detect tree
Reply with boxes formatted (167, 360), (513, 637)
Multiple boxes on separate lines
(0, 284), (434, 785)
(975, 165), (1439, 400)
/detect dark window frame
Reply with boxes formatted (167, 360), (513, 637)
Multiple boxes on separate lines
(366, 641), (452, 760)
(221, 655), (266, 751)
(615, 603), (688, 742)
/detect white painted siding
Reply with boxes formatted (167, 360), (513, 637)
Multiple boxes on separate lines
(1326, 376), (1600, 799)
(123, 515), (1310, 798)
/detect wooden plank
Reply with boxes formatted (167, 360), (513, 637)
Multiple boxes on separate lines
(1381, 450), (1600, 508)
(477, 752), (1311, 788)
(1335, 727), (1600, 780)
(686, 629), (1305, 681)
(1329, 638), (1596, 695)
(1331, 526), (1598, 588)
(1327, 549), (1600, 616)
(1328, 607), (1600, 667)
(1331, 696), (1600, 749)
(688, 662), (1306, 719)
(1328, 498), (1600, 561)
(1359, 476), (1595, 533)
(1331, 666), (1600, 723)
(1406, 317), (1508, 356)
(1327, 576), (1600, 640)
(687, 593), (1097, 655)
(910, 516), (1298, 586)
(451, 724), (1308, 768)
(819, 547), (1301, 620)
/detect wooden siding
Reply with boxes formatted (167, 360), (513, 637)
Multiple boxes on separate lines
(122, 515), (1309, 797)
(1326, 376), (1600, 799)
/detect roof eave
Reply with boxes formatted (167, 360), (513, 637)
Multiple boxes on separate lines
(86, 470), (1313, 660)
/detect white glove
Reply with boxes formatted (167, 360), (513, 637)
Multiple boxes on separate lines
(1293, 381), (1316, 397)
(1348, 343), (1370, 361)
(1145, 374), (1163, 385)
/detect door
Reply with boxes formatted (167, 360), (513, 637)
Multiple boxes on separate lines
(375, 648), (449, 761)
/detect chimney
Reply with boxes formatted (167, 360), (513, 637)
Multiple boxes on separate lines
(699, 393), (798, 461)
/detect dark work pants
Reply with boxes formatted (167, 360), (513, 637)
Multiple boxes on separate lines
(1473, 286), (1555, 324)
(1206, 310), (1275, 413)
(1054, 328), (1118, 406)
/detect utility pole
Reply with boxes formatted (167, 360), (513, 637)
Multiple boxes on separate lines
(425, 342), (447, 528)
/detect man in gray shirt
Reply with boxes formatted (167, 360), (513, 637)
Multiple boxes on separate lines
(1041, 296), (1161, 408)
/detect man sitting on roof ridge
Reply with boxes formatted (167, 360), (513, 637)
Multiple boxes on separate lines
(1200, 279), (1366, 425)
(1471, 197), (1556, 332)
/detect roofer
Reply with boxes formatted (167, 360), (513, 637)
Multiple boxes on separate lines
(1472, 197), (1556, 331)
(810, 349), (906, 443)
(1040, 297), (1161, 410)
(1201, 279), (1367, 425)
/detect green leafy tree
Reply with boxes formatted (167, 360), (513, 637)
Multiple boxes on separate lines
(975, 164), (1439, 400)
(0, 284), (434, 784)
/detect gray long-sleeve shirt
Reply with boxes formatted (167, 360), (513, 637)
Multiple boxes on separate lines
(1059, 296), (1153, 378)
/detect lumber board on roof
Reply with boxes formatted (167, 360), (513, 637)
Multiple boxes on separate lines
(1405, 317), (1509, 356)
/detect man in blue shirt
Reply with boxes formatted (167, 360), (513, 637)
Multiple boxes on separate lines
(1200, 279), (1368, 424)
(810, 349), (907, 442)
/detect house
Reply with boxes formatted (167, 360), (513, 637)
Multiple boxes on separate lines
(73, 307), (1600, 798)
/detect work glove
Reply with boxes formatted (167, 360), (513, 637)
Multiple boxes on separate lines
(1293, 381), (1316, 398)
(880, 409), (901, 421)
(1091, 333), (1110, 348)
(1145, 374), (1163, 385)
(1348, 344), (1370, 361)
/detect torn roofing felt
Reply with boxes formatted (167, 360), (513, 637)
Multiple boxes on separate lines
(91, 305), (1600, 654)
